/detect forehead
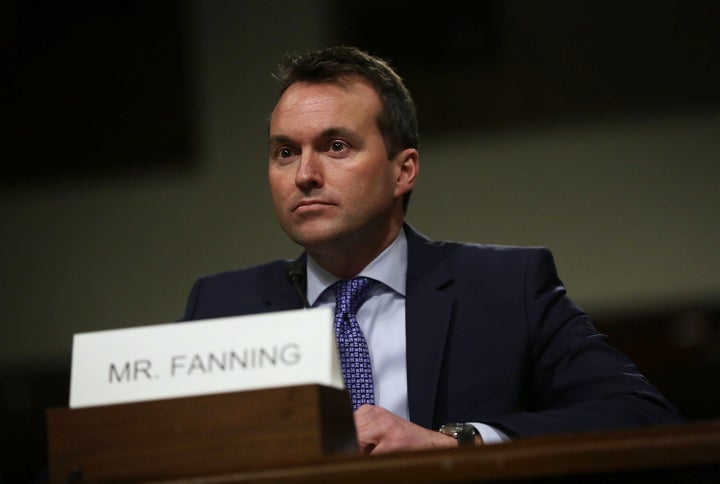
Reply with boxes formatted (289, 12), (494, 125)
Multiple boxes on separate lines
(270, 78), (382, 133)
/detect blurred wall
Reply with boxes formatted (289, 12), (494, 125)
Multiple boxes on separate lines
(2, 0), (719, 367)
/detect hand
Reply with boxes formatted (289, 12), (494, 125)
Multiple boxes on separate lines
(353, 404), (477, 455)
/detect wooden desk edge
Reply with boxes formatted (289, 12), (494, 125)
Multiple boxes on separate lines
(155, 419), (720, 483)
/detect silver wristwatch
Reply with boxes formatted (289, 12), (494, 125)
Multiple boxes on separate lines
(438, 423), (478, 446)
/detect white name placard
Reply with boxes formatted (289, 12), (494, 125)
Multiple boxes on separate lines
(69, 307), (342, 408)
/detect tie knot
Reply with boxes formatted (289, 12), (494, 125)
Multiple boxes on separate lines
(334, 277), (373, 315)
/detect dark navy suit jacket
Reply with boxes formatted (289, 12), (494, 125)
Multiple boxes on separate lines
(182, 224), (683, 437)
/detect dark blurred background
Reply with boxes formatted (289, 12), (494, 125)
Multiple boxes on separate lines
(2, 0), (719, 481)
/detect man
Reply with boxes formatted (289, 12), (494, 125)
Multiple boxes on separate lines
(182, 46), (683, 454)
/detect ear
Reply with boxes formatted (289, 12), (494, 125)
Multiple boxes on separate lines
(393, 148), (419, 198)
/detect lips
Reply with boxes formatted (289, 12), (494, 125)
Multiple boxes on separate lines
(293, 198), (335, 212)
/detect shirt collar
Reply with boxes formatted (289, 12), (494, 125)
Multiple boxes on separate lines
(306, 230), (408, 305)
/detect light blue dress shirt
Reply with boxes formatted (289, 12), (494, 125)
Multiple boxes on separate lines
(306, 230), (508, 445)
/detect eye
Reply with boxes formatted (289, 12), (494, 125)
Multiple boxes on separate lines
(278, 147), (294, 158)
(329, 140), (348, 153)
(271, 145), (299, 165)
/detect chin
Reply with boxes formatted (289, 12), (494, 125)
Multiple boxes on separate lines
(286, 223), (345, 250)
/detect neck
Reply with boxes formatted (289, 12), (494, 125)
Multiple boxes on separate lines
(307, 221), (403, 278)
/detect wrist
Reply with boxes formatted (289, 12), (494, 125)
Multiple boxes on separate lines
(438, 423), (478, 446)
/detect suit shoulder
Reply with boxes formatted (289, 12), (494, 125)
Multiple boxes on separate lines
(428, 240), (563, 286)
(195, 259), (290, 285)
(182, 258), (298, 321)
(432, 239), (552, 264)
(187, 259), (294, 303)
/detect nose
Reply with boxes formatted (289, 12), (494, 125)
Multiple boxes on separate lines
(295, 151), (323, 190)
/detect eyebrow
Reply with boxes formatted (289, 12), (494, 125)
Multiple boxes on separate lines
(321, 127), (360, 142)
(269, 127), (365, 149)
(268, 134), (293, 148)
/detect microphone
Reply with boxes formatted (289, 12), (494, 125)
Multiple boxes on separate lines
(286, 259), (310, 308)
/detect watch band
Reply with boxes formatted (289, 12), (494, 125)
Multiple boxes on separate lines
(438, 423), (477, 446)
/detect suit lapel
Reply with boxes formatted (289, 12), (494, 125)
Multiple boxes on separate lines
(261, 254), (308, 312)
(263, 285), (304, 311)
(404, 225), (454, 429)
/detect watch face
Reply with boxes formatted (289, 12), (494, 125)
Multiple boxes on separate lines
(439, 423), (476, 445)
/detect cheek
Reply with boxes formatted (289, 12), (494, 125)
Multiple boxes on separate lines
(349, 170), (396, 208)
(268, 181), (290, 217)
(268, 171), (290, 197)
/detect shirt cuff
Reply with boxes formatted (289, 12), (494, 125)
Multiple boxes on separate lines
(469, 422), (511, 445)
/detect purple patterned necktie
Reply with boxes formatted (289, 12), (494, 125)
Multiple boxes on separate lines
(333, 277), (375, 411)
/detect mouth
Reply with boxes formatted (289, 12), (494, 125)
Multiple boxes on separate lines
(293, 199), (335, 213)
